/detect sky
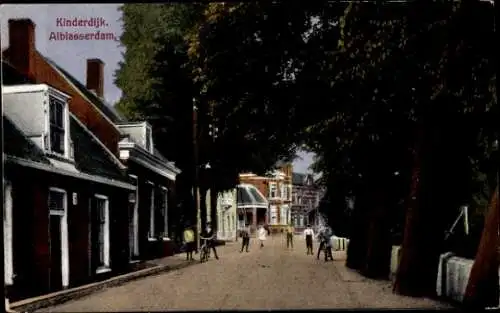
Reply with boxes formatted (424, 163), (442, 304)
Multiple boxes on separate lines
(1, 4), (315, 174)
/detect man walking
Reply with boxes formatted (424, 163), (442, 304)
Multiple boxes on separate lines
(240, 223), (251, 252)
(303, 224), (315, 255)
(286, 224), (295, 249)
(183, 224), (195, 261)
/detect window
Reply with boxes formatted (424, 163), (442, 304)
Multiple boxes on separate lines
(150, 184), (169, 239)
(49, 189), (66, 214)
(297, 196), (302, 205)
(280, 206), (286, 225)
(270, 205), (278, 225)
(288, 185), (293, 201)
(94, 195), (109, 271)
(49, 97), (66, 155)
(269, 182), (277, 198)
(145, 126), (153, 153)
(280, 184), (285, 199)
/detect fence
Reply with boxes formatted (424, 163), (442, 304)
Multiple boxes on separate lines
(331, 236), (350, 251)
(390, 245), (500, 307)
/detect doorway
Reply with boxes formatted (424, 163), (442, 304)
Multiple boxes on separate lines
(49, 214), (62, 291)
(48, 188), (69, 291)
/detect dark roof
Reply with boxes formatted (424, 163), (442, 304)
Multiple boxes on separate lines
(3, 115), (51, 164)
(292, 172), (306, 185)
(2, 61), (35, 85)
(237, 184), (268, 207)
(70, 116), (127, 181)
(292, 172), (316, 186)
(42, 56), (124, 123)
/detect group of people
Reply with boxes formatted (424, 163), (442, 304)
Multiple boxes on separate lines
(182, 223), (219, 261)
(182, 222), (335, 262)
(239, 223), (269, 252)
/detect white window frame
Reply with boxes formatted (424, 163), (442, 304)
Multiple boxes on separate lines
(270, 205), (278, 225)
(147, 181), (156, 241)
(269, 182), (277, 199)
(46, 91), (70, 159)
(94, 194), (110, 274)
(144, 123), (154, 154)
(4, 181), (14, 286)
(160, 186), (169, 240)
(288, 185), (293, 201)
(280, 183), (285, 199)
(48, 187), (70, 287)
(128, 175), (139, 261)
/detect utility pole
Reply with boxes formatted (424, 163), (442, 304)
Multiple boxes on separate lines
(192, 98), (200, 251)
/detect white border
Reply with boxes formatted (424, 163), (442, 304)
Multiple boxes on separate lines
(48, 187), (69, 288)
(128, 175), (139, 258)
(4, 180), (14, 286)
(94, 194), (110, 274)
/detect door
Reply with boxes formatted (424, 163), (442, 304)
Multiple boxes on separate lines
(49, 214), (62, 292)
(128, 200), (137, 260)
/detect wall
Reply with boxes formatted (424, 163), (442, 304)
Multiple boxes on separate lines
(5, 164), (131, 301)
(127, 161), (176, 260)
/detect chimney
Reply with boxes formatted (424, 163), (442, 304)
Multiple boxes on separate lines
(8, 19), (36, 78)
(86, 59), (104, 98)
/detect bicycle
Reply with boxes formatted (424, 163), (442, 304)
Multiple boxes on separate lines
(199, 237), (212, 263)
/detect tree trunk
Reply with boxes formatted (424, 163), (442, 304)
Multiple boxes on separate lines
(463, 186), (499, 309)
(363, 191), (392, 279)
(394, 118), (461, 297)
(346, 188), (370, 270)
(210, 186), (218, 233)
(199, 185), (208, 230)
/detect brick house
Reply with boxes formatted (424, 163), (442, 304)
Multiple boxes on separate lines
(238, 163), (293, 233)
(118, 122), (181, 260)
(291, 173), (323, 233)
(4, 17), (182, 260)
(2, 18), (182, 299)
(2, 71), (135, 300)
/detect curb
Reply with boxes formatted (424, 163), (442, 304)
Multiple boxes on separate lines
(10, 260), (195, 313)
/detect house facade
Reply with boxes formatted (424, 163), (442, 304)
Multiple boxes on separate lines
(2, 82), (135, 301)
(216, 190), (238, 241)
(2, 18), (182, 301)
(239, 163), (293, 233)
(291, 173), (322, 232)
(118, 122), (181, 260)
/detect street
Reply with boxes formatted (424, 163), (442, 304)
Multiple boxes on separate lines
(38, 236), (451, 311)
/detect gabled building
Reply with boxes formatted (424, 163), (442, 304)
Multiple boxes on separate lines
(118, 122), (181, 260)
(291, 172), (323, 231)
(239, 163), (293, 233)
(2, 79), (135, 301)
(3, 18), (182, 262)
(3, 19), (123, 156)
(216, 190), (238, 241)
(2, 17), (182, 301)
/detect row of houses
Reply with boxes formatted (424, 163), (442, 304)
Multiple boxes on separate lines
(2, 18), (181, 301)
(217, 163), (323, 237)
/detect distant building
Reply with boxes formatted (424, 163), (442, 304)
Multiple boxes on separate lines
(291, 173), (323, 232)
(216, 190), (238, 241)
(239, 163), (293, 233)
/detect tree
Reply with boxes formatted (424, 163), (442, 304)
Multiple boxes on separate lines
(463, 186), (499, 309)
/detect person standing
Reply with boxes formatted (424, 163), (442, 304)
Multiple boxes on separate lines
(258, 224), (267, 248)
(286, 224), (295, 249)
(183, 224), (195, 261)
(240, 223), (251, 253)
(303, 224), (315, 255)
(317, 226), (333, 261)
